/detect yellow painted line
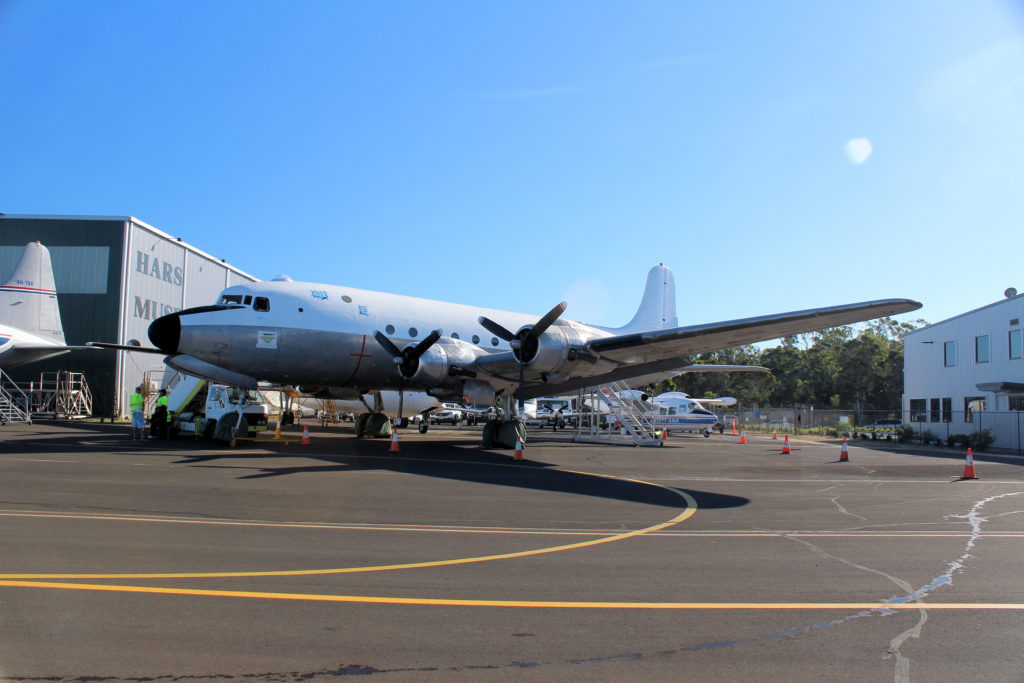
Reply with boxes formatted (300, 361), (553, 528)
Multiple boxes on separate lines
(0, 476), (697, 580)
(1, 580), (1022, 610)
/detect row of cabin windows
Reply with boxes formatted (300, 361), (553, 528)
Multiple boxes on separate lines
(941, 330), (1023, 367)
(382, 323), (501, 347)
(217, 294), (505, 347)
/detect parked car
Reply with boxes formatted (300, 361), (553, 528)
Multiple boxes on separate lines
(430, 403), (463, 425)
(863, 417), (902, 430)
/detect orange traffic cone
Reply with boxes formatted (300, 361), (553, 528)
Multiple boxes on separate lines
(513, 438), (523, 461)
(961, 448), (977, 479)
(300, 425), (310, 445)
(839, 438), (849, 462)
(771, 428), (777, 440)
(732, 418), (737, 436)
(661, 428), (668, 441)
(739, 429), (746, 444)
(389, 431), (400, 452)
(782, 434), (791, 454)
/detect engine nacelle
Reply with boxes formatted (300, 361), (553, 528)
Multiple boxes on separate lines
(520, 325), (571, 374)
(405, 337), (485, 389)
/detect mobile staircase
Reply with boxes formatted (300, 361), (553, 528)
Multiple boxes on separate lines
(29, 371), (93, 419)
(0, 370), (32, 424)
(572, 380), (662, 446)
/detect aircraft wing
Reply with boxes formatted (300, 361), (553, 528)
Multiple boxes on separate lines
(585, 299), (921, 364)
(523, 356), (703, 399)
(518, 298), (919, 399)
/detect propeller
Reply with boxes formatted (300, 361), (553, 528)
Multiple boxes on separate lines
(373, 329), (442, 379)
(478, 302), (566, 413)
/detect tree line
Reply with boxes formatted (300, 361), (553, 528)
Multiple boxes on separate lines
(654, 317), (926, 413)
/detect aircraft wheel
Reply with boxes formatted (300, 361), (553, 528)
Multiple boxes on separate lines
(419, 422), (428, 434)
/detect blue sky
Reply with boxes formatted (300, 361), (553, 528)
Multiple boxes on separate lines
(2, 1), (1022, 332)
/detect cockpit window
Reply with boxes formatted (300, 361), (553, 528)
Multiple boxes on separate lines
(219, 295), (243, 305)
(253, 297), (270, 312)
(243, 295), (252, 305)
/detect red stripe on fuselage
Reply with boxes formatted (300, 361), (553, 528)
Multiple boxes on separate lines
(342, 335), (374, 386)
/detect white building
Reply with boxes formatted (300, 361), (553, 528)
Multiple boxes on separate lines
(903, 289), (1023, 453)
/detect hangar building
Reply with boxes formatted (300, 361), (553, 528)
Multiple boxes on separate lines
(0, 214), (258, 417)
(903, 289), (1024, 453)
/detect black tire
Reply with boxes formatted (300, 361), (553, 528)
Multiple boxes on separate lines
(203, 420), (216, 440)
(419, 422), (428, 434)
(354, 413), (370, 438)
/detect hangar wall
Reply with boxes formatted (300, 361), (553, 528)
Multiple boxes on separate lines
(0, 214), (257, 417)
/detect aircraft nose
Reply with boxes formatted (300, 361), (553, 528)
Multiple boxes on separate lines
(148, 312), (181, 354)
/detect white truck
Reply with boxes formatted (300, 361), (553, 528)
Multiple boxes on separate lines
(166, 375), (268, 442)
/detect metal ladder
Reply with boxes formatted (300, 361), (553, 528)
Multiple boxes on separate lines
(573, 381), (661, 446)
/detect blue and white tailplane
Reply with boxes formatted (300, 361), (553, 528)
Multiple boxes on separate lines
(1, 242), (66, 345)
(601, 263), (678, 334)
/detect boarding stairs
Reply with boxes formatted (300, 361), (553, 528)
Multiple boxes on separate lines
(0, 370), (32, 424)
(573, 380), (661, 446)
(28, 371), (93, 419)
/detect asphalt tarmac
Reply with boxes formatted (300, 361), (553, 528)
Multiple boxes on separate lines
(2, 420), (1024, 682)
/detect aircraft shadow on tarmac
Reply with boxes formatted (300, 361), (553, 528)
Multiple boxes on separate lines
(6, 422), (747, 510)
(174, 438), (749, 511)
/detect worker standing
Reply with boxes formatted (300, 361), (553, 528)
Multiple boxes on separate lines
(129, 386), (146, 440)
(150, 388), (170, 439)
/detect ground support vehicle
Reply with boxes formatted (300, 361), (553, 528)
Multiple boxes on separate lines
(167, 375), (268, 442)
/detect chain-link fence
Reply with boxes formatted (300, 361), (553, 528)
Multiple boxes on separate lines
(718, 406), (1024, 455)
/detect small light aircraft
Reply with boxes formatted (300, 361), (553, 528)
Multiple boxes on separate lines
(91, 263), (920, 426)
(646, 391), (735, 436)
(0, 242), (90, 368)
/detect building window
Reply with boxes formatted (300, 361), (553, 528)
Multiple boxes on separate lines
(964, 397), (986, 423)
(930, 398), (941, 422)
(910, 399), (927, 422)
(975, 335), (990, 363)
(941, 397), (952, 423)
(1010, 396), (1024, 411)
(944, 341), (957, 367)
(1010, 330), (1022, 360)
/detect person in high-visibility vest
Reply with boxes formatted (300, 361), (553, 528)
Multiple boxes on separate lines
(150, 388), (170, 440)
(129, 386), (146, 440)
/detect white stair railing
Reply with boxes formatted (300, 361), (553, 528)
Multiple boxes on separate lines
(0, 370), (31, 424)
(573, 381), (661, 446)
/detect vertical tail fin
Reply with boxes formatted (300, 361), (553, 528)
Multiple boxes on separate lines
(601, 263), (678, 334)
(1, 242), (66, 344)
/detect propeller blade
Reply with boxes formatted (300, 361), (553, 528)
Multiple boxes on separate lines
(527, 302), (567, 342)
(373, 331), (403, 360)
(408, 329), (442, 360)
(478, 316), (515, 342)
